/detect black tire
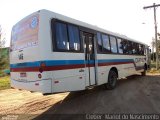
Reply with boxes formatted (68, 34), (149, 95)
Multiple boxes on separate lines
(141, 69), (146, 76)
(141, 65), (147, 76)
(106, 70), (118, 90)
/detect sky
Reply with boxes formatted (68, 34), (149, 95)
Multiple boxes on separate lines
(0, 0), (160, 47)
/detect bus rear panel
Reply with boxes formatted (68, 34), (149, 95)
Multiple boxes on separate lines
(10, 11), (52, 93)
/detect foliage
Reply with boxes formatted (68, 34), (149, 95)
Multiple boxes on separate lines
(151, 52), (156, 61)
(0, 76), (10, 90)
(147, 61), (160, 73)
(147, 68), (160, 74)
(0, 52), (6, 76)
(0, 25), (8, 76)
(0, 25), (6, 48)
(0, 25), (6, 49)
(0, 48), (9, 76)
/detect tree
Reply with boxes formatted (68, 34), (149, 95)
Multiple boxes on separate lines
(151, 52), (156, 61)
(0, 25), (6, 49)
(151, 37), (160, 62)
(0, 25), (7, 76)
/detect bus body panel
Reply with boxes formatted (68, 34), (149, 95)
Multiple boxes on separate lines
(10, 9), (149, 94)
(11, 78), (52, 93)
(45, 53), (87, 92)
(52, 70), (86, 92)
(96, 54), (146, 85)
(38, 10), (87, 92)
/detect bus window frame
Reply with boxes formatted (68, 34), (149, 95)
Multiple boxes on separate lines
(51, 19), (83, 53)
(51, 19), (146, 56)
(109, 35), (118, 54)
(116, 37), (124, 54)
(96, 32), (111, 54)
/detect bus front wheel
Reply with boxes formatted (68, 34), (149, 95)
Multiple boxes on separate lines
(106, 70), (118, 90)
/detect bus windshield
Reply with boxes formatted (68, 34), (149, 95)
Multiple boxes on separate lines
(11, 14), (39, 51)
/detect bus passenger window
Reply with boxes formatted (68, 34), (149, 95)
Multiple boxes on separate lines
(110, 36), (118, 53)
(102, 34), (110, 53)
(68, 25), (80, 51)
(128, 41), (133, 54)
(132, 42), (137, 54)
(97, 32), (102, 52)
(139, 44), (144, 55)
(117, 38), (123, 54)
(55, 22), (69, 50)
(121, 40), (128, 54)
(135, 43), (139, 55)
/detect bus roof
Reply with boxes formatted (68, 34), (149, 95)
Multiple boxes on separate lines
(24, 9), (149, 46)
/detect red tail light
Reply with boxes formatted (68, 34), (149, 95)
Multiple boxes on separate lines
(39, 62), (46, 73)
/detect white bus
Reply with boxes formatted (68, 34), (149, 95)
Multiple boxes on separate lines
(10, 9), (150, 94)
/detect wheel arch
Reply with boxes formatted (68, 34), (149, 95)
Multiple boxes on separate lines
(110, 67), (118, 78)
(106, 67), (118, 90)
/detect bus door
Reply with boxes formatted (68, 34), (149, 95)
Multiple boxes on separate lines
(83, 32), (97, 86)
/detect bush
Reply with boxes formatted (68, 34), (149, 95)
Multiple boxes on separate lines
(0, 70), (5, 77)
(0, 56), (7, 77)
(0, 47), (9, 76)
(0, 76), (10, 90)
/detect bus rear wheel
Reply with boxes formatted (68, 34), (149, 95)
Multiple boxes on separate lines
(141, 64), (147, 76)
(141, 69), (146, 76)
(106, 70), (118, 90)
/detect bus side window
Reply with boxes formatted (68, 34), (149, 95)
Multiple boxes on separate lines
(54, 21), (81, 52)
(139, 44), (144, 55)
(117, 38), (123, 54)
(122, 40), (128, 54)
(142, 45), (145, 55)
(132, 42), (136, 54)
(68, 25), (80, 51)
(110, 36), (118, 53)
(144, 46), (147, 55)
(135, 43), (139, 55)
(132, 42), (138, 55)
(128, 41), (133, 54)
(97, 32), (103, 52)
(55, 22), (69, 50)
(102, 34), (111, 53)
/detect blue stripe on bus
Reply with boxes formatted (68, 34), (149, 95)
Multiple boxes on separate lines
(98, 59), (133, 63)
(10, 59), (134, 68)
(44, 60), (85, 66)
(10, 62), (40, 68)
(10, 60), (85, 68)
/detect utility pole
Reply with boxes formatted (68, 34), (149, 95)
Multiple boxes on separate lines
(143, 3), (160, 70)
(151, 37), (155, 62)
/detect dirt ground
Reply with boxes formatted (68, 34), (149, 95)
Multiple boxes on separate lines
(0, 74), (160, 120)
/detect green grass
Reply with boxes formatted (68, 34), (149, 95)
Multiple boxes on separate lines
(0, 76), (10, 90)
(147, 61), (160, 74)
(150, 61), (156, 68)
